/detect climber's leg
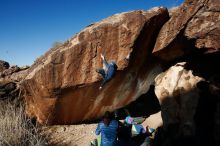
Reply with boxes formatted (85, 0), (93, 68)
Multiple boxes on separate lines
(96, 68), (106, 79)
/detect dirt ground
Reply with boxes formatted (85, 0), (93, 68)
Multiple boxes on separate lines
(43, 124), (98, 146)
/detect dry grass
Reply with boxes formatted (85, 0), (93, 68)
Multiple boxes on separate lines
(0, 99), (48, 146)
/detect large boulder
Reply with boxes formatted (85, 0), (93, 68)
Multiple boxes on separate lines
(0, 64), (29, 100)
(21, 7), (169, 124)
(155, 62), (203, 135)
(153, 0), (220, 60)
(154, 60), (220, 145)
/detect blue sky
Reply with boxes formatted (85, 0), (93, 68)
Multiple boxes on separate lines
(0, 0), (183, 66)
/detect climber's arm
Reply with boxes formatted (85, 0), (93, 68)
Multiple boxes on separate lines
(101, 54), (109, 71)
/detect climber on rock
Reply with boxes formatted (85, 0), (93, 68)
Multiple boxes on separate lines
(96, 53), (118, 89)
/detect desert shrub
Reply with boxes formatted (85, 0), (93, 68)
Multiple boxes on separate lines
(0, 99), (48, 146)
(52, 41), (63, 48)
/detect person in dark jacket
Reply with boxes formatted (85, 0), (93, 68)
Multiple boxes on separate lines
(95, 111), (118, 146)
(96, 53), (118, 89)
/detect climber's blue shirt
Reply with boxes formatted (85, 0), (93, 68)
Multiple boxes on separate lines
(100, 62), (117, 87)
(95, 120), (118, 146)
(105, 63), (116, 81)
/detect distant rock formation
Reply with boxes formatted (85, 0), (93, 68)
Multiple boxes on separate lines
(0, 60), (9, 72)
(0, 61), (29, 100)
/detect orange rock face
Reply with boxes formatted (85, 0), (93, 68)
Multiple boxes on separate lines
(21, 8), (169, 124)
(185, 0), (220, 51)
(153, 0), (220, 60)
